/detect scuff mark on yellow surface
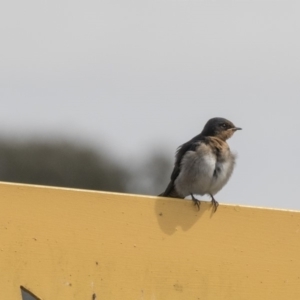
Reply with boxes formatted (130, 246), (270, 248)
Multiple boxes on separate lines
(0, 182), (300, 299)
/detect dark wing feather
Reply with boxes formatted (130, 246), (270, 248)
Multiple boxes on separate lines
(170, 140), (199, 181)
(160, 134), (204, 197)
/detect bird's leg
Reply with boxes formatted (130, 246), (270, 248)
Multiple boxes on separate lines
(210, 194), (219, 212)
(190, 193), (200, 211)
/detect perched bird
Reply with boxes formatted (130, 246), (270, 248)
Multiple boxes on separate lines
(159, 117), (241, 212)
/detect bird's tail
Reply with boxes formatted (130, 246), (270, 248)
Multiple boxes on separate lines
(159, 181), (183, 198)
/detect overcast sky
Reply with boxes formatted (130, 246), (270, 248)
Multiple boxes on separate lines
(1, 1), (300, 210)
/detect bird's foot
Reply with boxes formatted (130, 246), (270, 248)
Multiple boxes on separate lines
(210, 194), (219, 213)
(191, 193), (201, 211)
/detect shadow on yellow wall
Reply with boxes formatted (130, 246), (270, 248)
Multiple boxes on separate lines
(1, 182), (300, 300)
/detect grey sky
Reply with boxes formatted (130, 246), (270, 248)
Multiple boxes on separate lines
(1, 1), (300, 210)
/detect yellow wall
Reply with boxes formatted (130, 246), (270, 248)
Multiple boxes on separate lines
(0, 182), (300, 299)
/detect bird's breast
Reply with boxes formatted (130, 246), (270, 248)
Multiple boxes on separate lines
(210, 149), (236, 195)
(174, 141), (236, 197)
(174, 143), (217, 196)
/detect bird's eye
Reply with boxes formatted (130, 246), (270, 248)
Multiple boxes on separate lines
(221, 123), (227, 128)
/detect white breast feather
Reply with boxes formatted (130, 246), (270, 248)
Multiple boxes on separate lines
(174, 145), (235, 197)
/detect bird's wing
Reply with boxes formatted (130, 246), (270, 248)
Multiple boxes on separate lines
(170, 139), (200, 181)
(160, 137), (203, 197)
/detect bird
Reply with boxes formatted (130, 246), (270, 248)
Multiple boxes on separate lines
(159, 117), (241, 212)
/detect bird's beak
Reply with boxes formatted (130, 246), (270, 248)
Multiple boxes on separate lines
(232, 127), (242, 131)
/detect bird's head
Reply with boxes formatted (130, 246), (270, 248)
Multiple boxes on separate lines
(201, 117), (242, 141)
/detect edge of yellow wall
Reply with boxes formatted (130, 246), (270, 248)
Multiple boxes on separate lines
(0, 181), (299, 300)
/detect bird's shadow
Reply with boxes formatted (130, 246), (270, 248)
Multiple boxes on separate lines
(154, 197), (216, 235)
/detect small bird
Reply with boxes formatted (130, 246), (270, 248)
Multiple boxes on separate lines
(159, 117), (241, 212)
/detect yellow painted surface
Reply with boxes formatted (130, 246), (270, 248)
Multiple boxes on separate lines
(0, 182), (300, 299)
